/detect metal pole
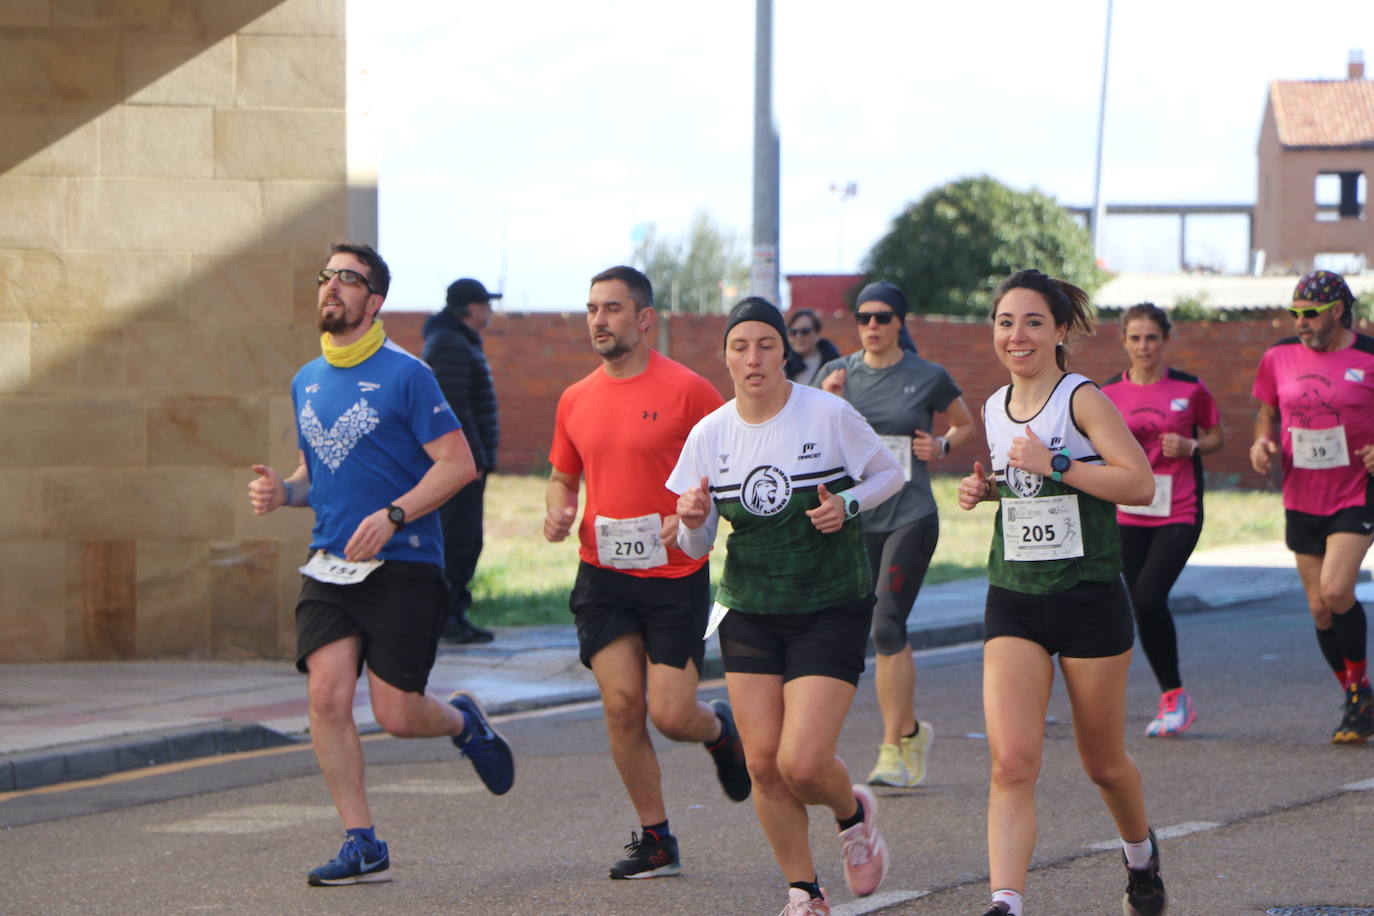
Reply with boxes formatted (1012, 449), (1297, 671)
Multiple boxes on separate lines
(1089, 0), (1114, 260)
(751, 0), (781, 308)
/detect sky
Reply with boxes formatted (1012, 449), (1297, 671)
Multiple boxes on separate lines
(359, 0), (1374, 312)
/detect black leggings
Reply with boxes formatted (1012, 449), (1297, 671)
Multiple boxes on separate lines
(1118, 522), (1201, 692)
(864, 513), (939, 655)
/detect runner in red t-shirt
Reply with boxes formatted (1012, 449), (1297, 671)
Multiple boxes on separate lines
(543, 265), (750, 880)
(1103, 304), (1224, 739)
(1251, 269), (1374, 744)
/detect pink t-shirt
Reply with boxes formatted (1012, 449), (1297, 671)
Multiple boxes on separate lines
(1103, 367), (1220, 527)
(1252, 334), (1374, 515)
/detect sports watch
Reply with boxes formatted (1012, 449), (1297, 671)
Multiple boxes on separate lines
(386, 504), (407, 529)
(840, 491), (861, 519)
(1049, 448), (1072, 482)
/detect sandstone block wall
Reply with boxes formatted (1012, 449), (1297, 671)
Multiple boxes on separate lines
(0, 0), (351, 661)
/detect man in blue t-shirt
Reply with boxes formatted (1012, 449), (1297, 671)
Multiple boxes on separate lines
(248, 242), (515, 888)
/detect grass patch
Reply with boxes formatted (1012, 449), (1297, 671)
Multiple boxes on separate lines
(468, 473), (1285, 628)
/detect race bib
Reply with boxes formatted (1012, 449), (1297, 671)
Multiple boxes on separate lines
(1290, 426), (1349, 470)
(299, 550), (384, 585)
(1120, 474), (1172, 518)
(879, 434), (913, 482)
(594, 513), (669, 570)
(1001, 494), (1084, 562)
(704, 601), (730, 639)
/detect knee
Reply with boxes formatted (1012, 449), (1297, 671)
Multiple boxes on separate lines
(371, 693), (425, 737)
(307, 677), (356, 723)
(776, 751), (831, 801)
(600, 688), (648, 734)
(989, 745), (1040, 791)
(872, 618), (908, 656)
(1082, 753), (1137, 792)
(1319, 587), (1354, 615)
(648, 699), (700, 743)
(746, 751), (787, 797)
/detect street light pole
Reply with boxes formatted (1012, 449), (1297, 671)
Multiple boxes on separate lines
(1089, 0), (1114, 261)
(751, 0), (781, 308)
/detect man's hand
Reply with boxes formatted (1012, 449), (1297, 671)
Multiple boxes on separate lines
(677, 476), (712, 530)
(344, 508), (396, 562)
(544, 505), (576, 542)
(1250, 437), (1278, 474)
(821, 368), (846, 396)
(958, 461), (995, 510)
(805, 483), (846, 533)
(659, 513), (680, 550)
(249, 464), (285, 515)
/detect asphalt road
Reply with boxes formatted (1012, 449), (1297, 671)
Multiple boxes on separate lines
(4, 594), (1373, 916)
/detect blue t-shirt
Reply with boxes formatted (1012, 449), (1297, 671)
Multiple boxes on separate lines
(291, 339), (461, 566)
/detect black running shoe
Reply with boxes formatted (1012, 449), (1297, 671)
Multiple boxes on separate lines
(979, 904), (1011, 916)
(1332, 684), (1374, 745)
(1122, 828), (1167, 916)
(608, 829), (681, 879)
(705, 698), (751, 802)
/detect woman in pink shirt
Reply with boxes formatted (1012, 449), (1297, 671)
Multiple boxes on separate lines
(1102, 303), (1225, 737)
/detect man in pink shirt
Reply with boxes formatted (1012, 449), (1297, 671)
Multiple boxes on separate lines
(1252, 269), (1374, 744)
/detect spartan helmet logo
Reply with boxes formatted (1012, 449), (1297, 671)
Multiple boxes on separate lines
(1005, 465), (1044, 499)
(741, 465), (792, 516)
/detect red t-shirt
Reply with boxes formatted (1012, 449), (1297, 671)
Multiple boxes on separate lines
(1102, 367), (1220, 527)
(549, 349), (724, 578)
(1252, 333), (1374, 515)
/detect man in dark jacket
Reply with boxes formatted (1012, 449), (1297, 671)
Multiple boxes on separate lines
(422, 278), (502, 643)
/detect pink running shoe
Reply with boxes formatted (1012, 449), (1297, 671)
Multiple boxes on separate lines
(837, 784), (888, 897)
(1145, 688), (1196, 737)
(777, 886), (830, 915)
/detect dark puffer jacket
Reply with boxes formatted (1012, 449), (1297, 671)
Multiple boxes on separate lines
(422, 308), (499, 472)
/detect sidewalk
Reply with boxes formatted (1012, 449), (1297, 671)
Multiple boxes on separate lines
(0, 542), (1355, 793)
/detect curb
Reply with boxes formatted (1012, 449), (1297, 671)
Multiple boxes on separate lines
(0, 723), (298, 793)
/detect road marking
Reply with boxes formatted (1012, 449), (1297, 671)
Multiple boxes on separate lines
(832, 889), (928, 914)
(1343, 777), (1374, 791)
(373, 778), (483, 795)
(1087, 821), (1220, 850)
(148, 803), (334, 835)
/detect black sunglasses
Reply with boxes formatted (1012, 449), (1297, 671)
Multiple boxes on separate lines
(855, 310), (897, 325)
(318, 268), (378, 295)
(788, 326), (816, 336)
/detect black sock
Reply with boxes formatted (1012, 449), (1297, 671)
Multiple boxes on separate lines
(1316, 624), (1346, 675)
(904, 722), (920, 739)
(789, 877), (823, 900)
(1332, 601), (1368, 664)
(836, 798), (864, 832)
(642, 819), (670, 840)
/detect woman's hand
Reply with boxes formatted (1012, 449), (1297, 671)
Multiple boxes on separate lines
(677, 476), (712, 530)
(1007, 425), (1053, 476)
(805, 483), (846, 533)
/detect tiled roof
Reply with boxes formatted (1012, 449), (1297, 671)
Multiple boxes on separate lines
(1270, 80), (1374, 149)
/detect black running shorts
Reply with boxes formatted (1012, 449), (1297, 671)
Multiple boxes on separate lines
(295, 559), (447, 694)
(1285, 478), (1374, 555)
(718, 595), (876, 686)
(569, 561), (710, 672)
(983, 577), (1134, 658)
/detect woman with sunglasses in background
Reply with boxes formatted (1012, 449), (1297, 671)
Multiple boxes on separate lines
(785, 309), (841, 385)
(1101, 303), (1224, 737)
(817, 282), (975, 789)
(1251, 269), (1374, 745)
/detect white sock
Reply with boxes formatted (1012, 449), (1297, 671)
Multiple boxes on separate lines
(991, 888), (1023, 915)
(1122, 834), (1154, 870)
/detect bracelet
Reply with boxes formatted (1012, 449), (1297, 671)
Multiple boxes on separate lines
(1190, 438), (1199, 456)
(282, 479), (296, 507)
(936, 436), (950, 457)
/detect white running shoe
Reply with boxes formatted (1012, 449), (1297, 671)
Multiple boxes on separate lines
(837, 785), (888, 897)
(777, 886), (830, 915)
(1145, 688), (1195, 738)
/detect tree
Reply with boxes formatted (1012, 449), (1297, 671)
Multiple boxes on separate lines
(632, 210), (749, 313)
(861, 175), (1108, 317)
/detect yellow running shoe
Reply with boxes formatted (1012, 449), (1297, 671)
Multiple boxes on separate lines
(899, 721), (934, 787)
(865, 744), (907, 787)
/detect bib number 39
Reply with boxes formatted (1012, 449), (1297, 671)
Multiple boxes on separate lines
(1290, 426), (1349, 471)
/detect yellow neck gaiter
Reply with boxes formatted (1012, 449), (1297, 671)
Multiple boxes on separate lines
(321, 319), (386, 368)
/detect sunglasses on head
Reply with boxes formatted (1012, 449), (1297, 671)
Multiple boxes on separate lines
(1289, 300), (1339, 320)
(855, 310), (897, 325)
(318, 268), (378, 295)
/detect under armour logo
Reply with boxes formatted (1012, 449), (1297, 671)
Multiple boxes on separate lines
(642, 410), (658, 421)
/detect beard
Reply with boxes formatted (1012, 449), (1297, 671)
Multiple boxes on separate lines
(592, 332), (633, 360)
(318, 298), (364, 335)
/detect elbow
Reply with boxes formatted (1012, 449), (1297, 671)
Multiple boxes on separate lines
(1128, 474), (1155, 508)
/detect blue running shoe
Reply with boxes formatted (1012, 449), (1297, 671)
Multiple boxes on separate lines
(307, 833), (391, 886)
(449, 690), (515, 795)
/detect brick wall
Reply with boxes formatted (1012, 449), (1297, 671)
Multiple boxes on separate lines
(386, 309), (1297, 489)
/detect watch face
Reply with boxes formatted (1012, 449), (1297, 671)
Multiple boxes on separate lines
(387, 506), (405, 526)
(1051, 452), (1071, 473)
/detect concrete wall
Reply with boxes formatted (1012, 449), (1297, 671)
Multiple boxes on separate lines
(1256, 100), (1374, 268)
(0, 0), (351, 661)
(383, 310), (1297, 492)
